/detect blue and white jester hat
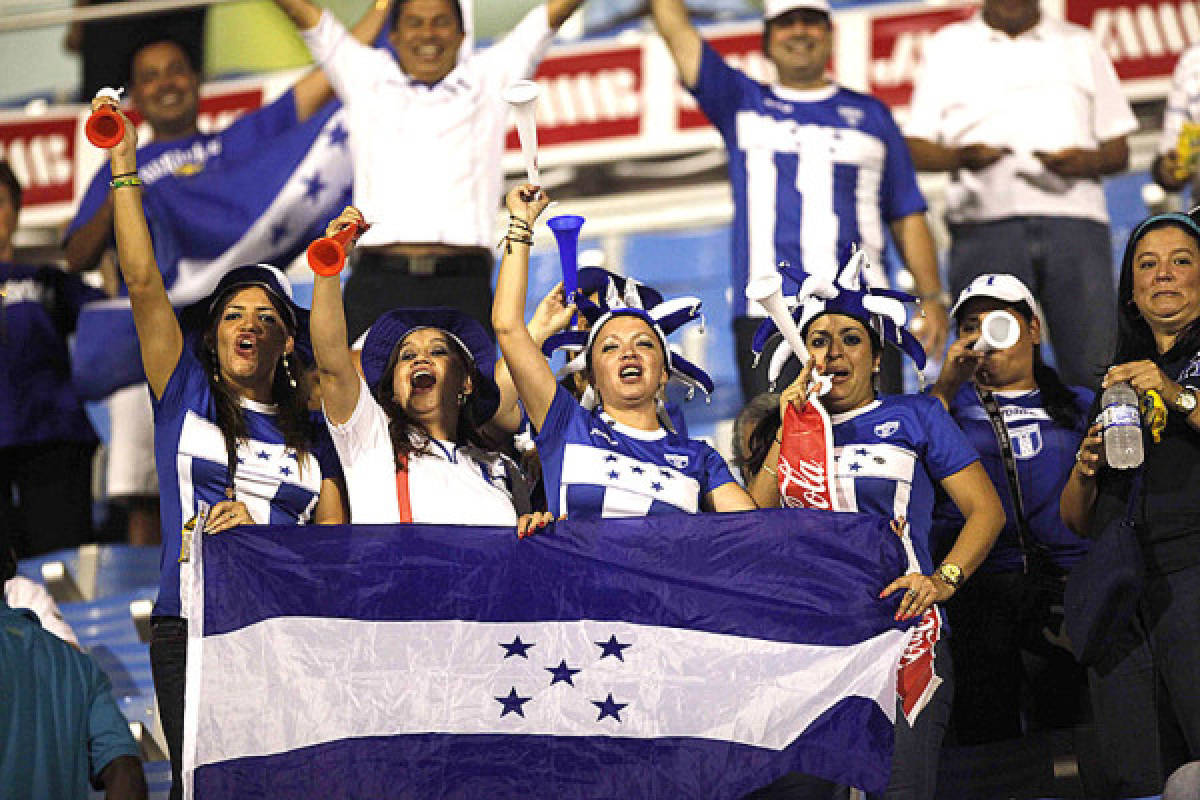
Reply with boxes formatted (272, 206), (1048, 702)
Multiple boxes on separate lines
(541, 273), (714, 400)
(751, 249), (927, 387)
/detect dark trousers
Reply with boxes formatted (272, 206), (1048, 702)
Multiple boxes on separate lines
(150, 616), (188, 800)
(734, 316), (903, 404)
(0, 441), (95, 556)
(947, 217), (1115, 391)
(1089, 562), (1200, 797)
(343, 249), (494, 344)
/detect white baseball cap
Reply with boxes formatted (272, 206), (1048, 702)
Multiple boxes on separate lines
(949, 273), (1047, 330)
(764, 0), (833, 20)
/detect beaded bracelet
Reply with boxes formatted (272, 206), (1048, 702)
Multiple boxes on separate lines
(109, 176), (143, 189)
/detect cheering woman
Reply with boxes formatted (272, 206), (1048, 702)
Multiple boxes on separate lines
(98, 101), (346, 798)
(493, 185), (755, 517)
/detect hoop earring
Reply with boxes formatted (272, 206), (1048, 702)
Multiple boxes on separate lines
(282, 354), (297, 390)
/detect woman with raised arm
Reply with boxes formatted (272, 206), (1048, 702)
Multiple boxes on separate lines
(750, 255), (1004, 800)
(97, 100), (347, 799)
(493, 185), (755, 517)
(928, 274), (1092, 748)
(1060, 211), (1200, 797)
(312, 207), (538, 530)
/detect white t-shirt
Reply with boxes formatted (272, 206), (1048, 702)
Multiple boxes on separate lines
(906, 14), (1137, 223)
(325, 378), (526, 526)
(4, 576), (79, 647)
(302, 8), (554, 249)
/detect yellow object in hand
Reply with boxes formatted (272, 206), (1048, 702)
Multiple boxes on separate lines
(1176, 121), (1200, 180)
(1143, 390), (1168, 444)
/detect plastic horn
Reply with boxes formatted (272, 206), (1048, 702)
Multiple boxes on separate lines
(745, 273), (832, 394)
(503, 80), (541, 186)
(86, 87), (124, 149)
(971, 310), (1020, 353)
(547, 214), (584, 307)
(307, 221), (371, 277)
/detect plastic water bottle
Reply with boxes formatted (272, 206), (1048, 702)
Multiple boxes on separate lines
(1101, 381), (1144, 469)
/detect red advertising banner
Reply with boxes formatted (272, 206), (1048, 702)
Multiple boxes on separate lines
(1067, 0), (1200, 82)
(868, 5), (977, 108)
(0, 114), (77, 206)
(504, 44), (644, 149)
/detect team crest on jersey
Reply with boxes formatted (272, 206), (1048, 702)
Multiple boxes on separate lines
(1009, 423), (1042, 459)
(837, 106), (864, 128)
(873, 421), (899, 439)
(664, 453), (690, 470)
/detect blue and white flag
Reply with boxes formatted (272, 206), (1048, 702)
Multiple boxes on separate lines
(72, 102), (353, 400)
(181, 510), (917, 798)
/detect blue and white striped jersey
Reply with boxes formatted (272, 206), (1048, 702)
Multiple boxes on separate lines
(827, 394), (978, 574)
(535, 386), (736, 519)
(152, 346), (342, 617)
(691, 44), (927, 316)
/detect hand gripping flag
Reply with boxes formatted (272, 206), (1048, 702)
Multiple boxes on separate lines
(181, 511), (924, 798)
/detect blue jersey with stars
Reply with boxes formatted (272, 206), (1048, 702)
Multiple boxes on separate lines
(932, 384), (1093, 573)
(151, 345), (342, 617)
(535, 386), (736, 518)
(828, 394), (978, 574)
(691, 44), (927, 316)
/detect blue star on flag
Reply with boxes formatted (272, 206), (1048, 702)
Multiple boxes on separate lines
(257, 451), (270, 460)
(495, 687), (532, 718)
(303, 172), (327, 201)
(650, 482), (663, 492)
(270, 221), (290, 246)
(849, 463), (862, 472)
(631, 465), (644, 474)
(500, 635), (535, 658)
(855, 448), (869, 456)
(279, 465), (292, 477)
(608, 470), (620, 480)
(327, 121), (349, 149)
(592, 693), (628, 722)
(595, 634), (631, 661)
(604, 454), (618, 463)
(546, 660), (581, 687)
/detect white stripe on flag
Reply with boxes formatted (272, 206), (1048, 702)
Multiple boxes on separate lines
(192, 617), (908, 769)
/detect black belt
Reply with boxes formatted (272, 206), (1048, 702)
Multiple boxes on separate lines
(354, 249), (492, 278)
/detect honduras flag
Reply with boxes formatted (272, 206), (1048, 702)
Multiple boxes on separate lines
(72, 100), (353, 400)
(181, 510), (918, 798)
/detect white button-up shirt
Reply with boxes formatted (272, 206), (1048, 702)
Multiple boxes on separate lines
(906, 14), (1136, 224)
(303, 8), (554, 249)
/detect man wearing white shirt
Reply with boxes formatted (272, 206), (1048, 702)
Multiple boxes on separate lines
(1152, 44), (1200, 194)
(905, 0), (1136, 389)
(272, 0), (588, 341)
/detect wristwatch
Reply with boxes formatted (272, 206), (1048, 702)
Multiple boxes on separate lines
(935, 563), (964, 589)
(1174, 387), (1198, 414)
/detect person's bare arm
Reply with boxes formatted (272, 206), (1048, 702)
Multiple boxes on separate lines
(64, 195), (115, 273)
(310, 209), (365, 425)
(291, 0), (392, 121)
(705, 481), (757, 512)
(492, 185), (560, 432)
(1060, 423), (1102, 536)
(1035, 136), (1129, 179)
(312, 477), (349, 523)
(102, 103), (182, 400)
(99, 755), (148, 800)
(906, 137), (1009, 173)
(890, 212), (948, 358)
(491, 281), (575, 435)
(547, 0), (588, 30)
(650, 0), (703, 88)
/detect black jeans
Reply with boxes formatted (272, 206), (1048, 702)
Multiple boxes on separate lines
(343, 249), (494, 344)
(150, 616), (188, 800)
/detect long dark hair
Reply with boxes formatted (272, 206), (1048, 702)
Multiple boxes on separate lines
(202, 291), (315, 486)
(1114, 216), (1200, 365)
(373, 336), (490, 467)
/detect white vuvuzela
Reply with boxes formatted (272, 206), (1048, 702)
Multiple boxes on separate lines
(503, 80), (541, 186)
(746, 273), (832, 395)
(972, 310), (1021, 353)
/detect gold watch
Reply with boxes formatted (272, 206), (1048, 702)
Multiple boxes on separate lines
(935, 563), (964, 589)
(1174, 387), (1198, 414)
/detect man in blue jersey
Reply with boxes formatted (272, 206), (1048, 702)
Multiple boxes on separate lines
(649, 0), (948, 401)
